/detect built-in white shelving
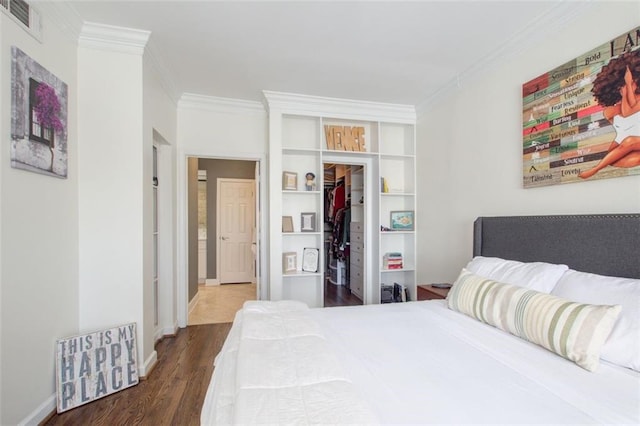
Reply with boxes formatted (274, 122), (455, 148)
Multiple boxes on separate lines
(265, 91), (416, 307)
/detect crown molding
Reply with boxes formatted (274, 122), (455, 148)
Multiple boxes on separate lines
(78, 22), (150, 55)
(179, 93), (266, 115)
(416, 2), (597, 114)
(263, 90), (416, 124)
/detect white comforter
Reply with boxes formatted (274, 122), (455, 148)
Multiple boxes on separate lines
(202, 300), (640, 424)
(200, 301), (378, 425)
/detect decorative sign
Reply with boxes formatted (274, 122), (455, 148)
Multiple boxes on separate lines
(522, 26), (640, 188)
(56, 323), (139, 413)
(325, 125), (366, 152)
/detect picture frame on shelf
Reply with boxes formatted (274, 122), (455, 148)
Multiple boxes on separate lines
(282, 171), (298, 190)
(300, 212), (317, 232)
(390, 210), (414, 231)
(282, 216), (294, 233)
(302, 248), (319, 272)
(282, 252), (297, 273)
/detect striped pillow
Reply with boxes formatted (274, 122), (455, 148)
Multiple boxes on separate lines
(448, 268), (621, 371)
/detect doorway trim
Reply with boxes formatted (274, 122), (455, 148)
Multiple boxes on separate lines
(322, 153), (374, 305)
(177, 150), (267, 328)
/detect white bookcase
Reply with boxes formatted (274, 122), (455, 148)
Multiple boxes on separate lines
(265, 91), (416, 307)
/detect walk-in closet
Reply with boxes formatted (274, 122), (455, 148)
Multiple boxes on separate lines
(323, 163), (364, 307)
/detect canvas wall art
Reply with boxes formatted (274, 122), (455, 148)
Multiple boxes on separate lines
(11, 46), (68, 178)
(522, 26), (640, 188)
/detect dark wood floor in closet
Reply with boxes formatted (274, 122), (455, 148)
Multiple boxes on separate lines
(42, 323), (232, 426)
(324, 278), (363, 307)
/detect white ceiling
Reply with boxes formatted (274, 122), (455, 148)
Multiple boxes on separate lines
(60, 1), (593, 106)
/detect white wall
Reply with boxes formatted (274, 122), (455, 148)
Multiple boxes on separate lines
(416, 2), (640, 285)
(0, 13), (78, 425)
(77, 29), (149, 372)
(176, 98), (268, 324)
(143, 53), (178, 346)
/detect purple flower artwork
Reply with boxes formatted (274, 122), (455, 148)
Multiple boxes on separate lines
(10, 46), (68, 178)
(34, 83), (64, 134)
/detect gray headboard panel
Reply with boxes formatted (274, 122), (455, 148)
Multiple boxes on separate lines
(473, 214), (640, 279)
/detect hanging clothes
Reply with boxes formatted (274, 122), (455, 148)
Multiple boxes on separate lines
(331, 207), (350, 260)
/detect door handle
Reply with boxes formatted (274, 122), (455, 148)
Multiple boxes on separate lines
(221, 236), (229, 241)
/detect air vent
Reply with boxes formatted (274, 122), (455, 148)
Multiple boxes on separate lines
(0, 0), (42, 42)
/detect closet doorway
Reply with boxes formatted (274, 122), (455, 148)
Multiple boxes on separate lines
(324, 162), (365, 307)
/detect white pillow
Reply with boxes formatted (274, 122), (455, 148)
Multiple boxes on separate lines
(465, 256), (568, 293)
(552, 269), (640, 372)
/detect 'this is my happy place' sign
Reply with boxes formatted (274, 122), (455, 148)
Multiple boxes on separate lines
(56, 323), (139, 412)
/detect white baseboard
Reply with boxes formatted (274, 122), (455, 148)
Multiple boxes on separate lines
(18, 393), (55, 426)
(205, 278), (220, 286)
(139, 350), (158, 378)
(188, 292), (200, 314)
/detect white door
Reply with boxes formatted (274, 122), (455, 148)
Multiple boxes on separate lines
(217, 178), (255, 283)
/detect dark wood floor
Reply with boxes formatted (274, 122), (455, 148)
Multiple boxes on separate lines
(42, 323), (232, 426)
(324, 278), (363, 307)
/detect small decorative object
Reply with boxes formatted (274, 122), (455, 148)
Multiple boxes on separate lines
(300, 212), (317, 232)
(302, 247), (319, 272)
(282, 171), (297, 190)
(305, 172), (316, 191)
(283, 252), (297, 273)
(56, 323), (138, 412)
(324, 125), (366, 151)
(282, 216), (294, 232)
(380, 177), (389, 193)
(390, 210), (414, 231)
(11, 46), (69, 178)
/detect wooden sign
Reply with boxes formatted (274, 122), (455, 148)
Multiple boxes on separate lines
(325, 125), (366, 152)
(56, 323), (139, 412)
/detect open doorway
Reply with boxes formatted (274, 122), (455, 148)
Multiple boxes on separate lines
(323, 162), (365, 308)
(187, 157), (259, 324)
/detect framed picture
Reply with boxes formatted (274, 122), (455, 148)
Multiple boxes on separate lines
(390, 210), (414, 231)
(11, 47), (69, 178)
(282, 252), (297, 273)
(282, 171), (298, 190)
(282, 216), (294, 232)
(300, 212), (316, 232)
(302, 248), (319, 272)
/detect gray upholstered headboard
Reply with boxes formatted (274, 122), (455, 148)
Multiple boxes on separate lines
(473, 214), (640, 279)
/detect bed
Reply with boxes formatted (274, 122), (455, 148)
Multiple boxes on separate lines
(201, 214), (640, 424)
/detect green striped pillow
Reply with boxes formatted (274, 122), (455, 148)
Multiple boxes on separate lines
(447, 268), (622, 371)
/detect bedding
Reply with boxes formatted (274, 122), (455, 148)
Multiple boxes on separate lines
(465, 255), (568, 293)
(202, 299), (640, 425)
(200, 300), (378, 425)
(448, 268), (621, 371)
(552, 269), (640, 371)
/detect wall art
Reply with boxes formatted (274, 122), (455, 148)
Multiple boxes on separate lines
(11, 46), (68, 178)
(522, 27), (640, 188)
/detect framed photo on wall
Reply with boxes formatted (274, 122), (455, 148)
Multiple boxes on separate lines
(390, 210), (414, 231)
(282, 171), (298, 190)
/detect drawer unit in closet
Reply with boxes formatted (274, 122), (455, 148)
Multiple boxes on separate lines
(350, 222), (364, 300)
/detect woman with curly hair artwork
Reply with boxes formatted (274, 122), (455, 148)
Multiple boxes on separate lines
(579, 49), (640, 179)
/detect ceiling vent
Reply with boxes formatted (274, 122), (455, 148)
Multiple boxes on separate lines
(0, 0), (42, 42)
